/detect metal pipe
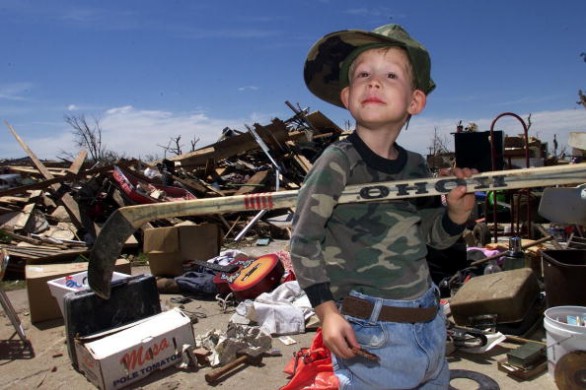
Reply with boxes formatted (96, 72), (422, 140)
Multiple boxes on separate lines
(488, 112), (530, 242)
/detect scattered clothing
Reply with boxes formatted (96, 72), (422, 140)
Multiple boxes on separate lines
(232, 281), (314, 336)
(175, 272), (217, 296)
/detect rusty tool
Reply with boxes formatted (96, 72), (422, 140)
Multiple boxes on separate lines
(351, 346), (380, 362)
(204, 346), (267, 383)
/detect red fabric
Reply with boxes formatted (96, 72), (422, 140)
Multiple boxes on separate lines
(280, 328), (339, 390)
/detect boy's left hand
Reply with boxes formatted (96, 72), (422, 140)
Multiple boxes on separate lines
(445, 167), (478, 225)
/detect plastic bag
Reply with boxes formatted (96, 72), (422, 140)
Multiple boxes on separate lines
(280, 328), (339, 390)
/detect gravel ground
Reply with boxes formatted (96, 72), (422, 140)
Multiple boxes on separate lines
(0, 239), (557, 389)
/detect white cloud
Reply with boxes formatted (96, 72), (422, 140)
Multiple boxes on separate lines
(98, 106), (269, 159)
(20, 131), (75, 160)
(0, 82), (33, 101)
(3, 106), (585, 163)
(67, 104), (78, 111)
(237, 85), (259, 92)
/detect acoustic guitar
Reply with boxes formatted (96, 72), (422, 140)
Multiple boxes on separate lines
(196, 254), (284, 300)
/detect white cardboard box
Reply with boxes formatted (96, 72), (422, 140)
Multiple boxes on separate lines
(25, 260), (131, 324)
(47, 271), (131, 317)
(75, 308), (195, 390)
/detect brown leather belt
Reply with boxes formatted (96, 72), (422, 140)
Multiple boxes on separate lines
(341, 295), (438, 323)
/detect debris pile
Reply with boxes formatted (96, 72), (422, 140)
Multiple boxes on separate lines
(0, 103), (345, 277)
(2, 108), (585, 389)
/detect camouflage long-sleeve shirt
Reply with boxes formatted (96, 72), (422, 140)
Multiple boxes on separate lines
(290, 132), (465, 307)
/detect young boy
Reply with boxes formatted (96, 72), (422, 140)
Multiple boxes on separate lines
(290, 24), (477, 389)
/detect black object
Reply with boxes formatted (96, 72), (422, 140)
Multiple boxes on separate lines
(494, 296), (544, 337)
(426, 238), (469, 296)
(542, 249), (586, 308)
(502, 236), (526, 271)
(63, 274), (161, 370)
(175, 271), (217, 296)
(506, 342), (546, 369)
(447, 323), (489, 349)
(449, 369), (500, 390)
(192, 259), (239, 274)
(454, 130), (504, 172)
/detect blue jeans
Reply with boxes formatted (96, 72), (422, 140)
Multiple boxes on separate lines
(334, 286), (449, 389)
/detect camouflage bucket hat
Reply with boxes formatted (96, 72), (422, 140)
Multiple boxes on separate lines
(304, 24), (435, 108)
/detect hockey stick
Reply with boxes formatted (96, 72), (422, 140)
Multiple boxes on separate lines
(89, 163), (586, 298)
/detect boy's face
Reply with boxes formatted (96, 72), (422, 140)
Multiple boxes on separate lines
(340, 47), (426, 129)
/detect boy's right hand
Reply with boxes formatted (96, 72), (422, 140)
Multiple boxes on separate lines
(315, 301), (360, 359)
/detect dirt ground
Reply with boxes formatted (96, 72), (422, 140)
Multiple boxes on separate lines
(0, 239), (558, 389)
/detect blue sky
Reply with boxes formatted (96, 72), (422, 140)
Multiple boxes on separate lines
(1, 0), (586, 161)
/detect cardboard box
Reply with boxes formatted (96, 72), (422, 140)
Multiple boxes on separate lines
(143, 223), (220, 276)
(63, 275), (161, 370)
(75, 308), (195, 390)
(48, 271), (131, 317)
(26, 260), (131, 324)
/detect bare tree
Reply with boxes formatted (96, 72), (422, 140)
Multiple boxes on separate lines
(578, 90), (586, 109)
(429, 126), (452, 155)
(64, 114), (117, 163)
(578, 53), (586, 109)
(426, 127), (455, 172)
(158, 134), (200, 158)
(189, 135), (200, 152)
(141, 153), (161, 164)
(158, 136), (183, 158)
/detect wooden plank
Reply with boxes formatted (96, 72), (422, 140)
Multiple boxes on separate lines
(13, 203), (35, 231)
(291, 152), (313, 176)
(0, 195), (31, 204)
(254, 120), (288, 155)
(5, 121), (86, 232)
(172, 118), (305, 169)
(234, 170), (269, 195)
(67, 149), (88, 174)
(6, 165), (68, 176)
(305, 110), (344, 135)
(0, 165), (113, 198)
(170, 174), (219, 197)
